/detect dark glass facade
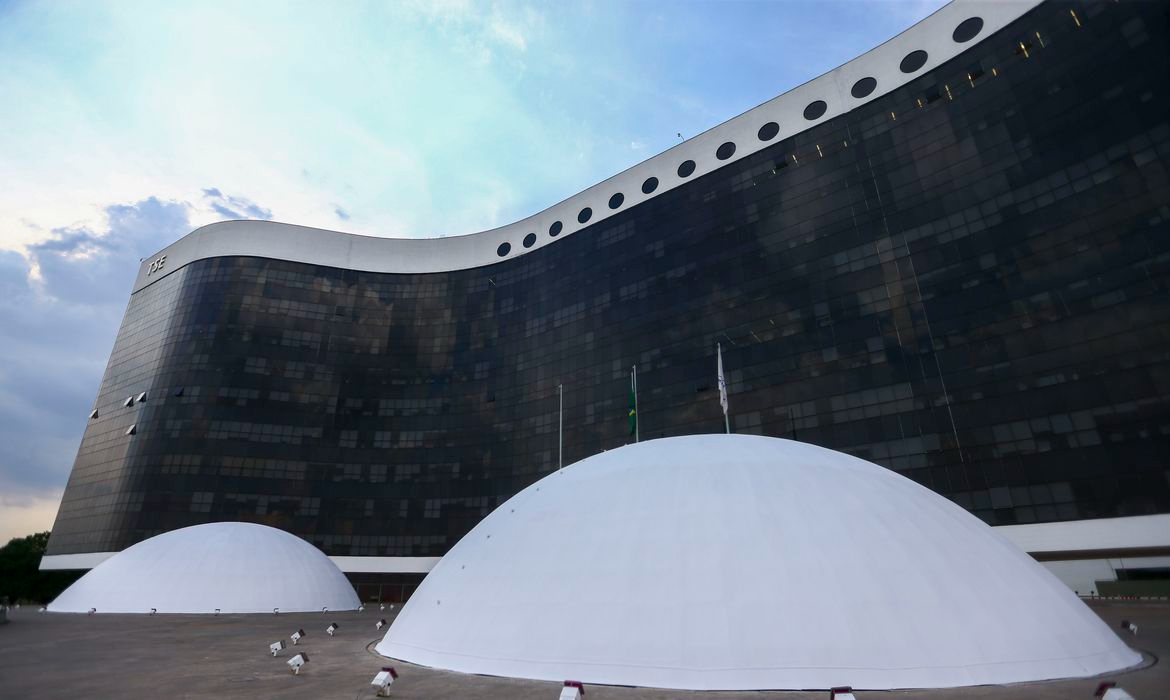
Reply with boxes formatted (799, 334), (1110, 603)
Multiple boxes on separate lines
(49, 0), (1170, 563)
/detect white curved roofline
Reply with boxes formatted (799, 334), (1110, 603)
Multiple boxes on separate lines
(134, 0), (1040, 293)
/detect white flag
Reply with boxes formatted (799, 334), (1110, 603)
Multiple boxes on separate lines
(717, 343), (729, 418)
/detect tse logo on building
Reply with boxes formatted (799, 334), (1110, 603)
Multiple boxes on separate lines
(147, 256), (167, 276)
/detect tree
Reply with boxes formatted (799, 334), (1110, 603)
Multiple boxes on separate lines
(0, 532), (83, 605)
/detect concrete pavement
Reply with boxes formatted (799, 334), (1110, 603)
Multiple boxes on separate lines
(0, 601), (1162, 699)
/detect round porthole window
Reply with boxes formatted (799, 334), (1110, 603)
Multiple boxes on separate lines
(497, 242), (511, 257)
(851, 77), (877, 99)
(758, 122), (779, 141)
(608, 192), (624, 210)
(549, 221), (562, 237)
(578, 207), (592, 224)
(522, 233), (536, 248)
(716, 142), (736, 160)
(953, 17), (983, 43)
(900, 50), (928, 74)
(641, 177), (659, 194)
(803, 100), (827, 120)
(677, 160), (696, 178)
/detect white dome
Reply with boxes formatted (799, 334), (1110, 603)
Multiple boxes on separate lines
(377, 435), (1139, 690)
(48, 522), (359, 614)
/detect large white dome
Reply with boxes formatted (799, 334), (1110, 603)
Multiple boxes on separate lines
(48, 522), (359, 614)
(377, 435), (1139, 690)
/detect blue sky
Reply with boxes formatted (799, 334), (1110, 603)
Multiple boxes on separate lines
(0, 0), (944, 542)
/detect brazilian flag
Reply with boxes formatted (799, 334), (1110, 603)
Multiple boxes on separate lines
(628, 374), (637, 436)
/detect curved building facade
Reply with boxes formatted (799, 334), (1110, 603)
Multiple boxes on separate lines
(46, 0), (1170, 598)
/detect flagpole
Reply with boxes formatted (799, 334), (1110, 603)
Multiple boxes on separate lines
(633, 364), (639, 443)
(718, 343), (730, 434)
(558, 383), (564, 471)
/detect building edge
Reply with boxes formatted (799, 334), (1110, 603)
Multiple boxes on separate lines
(42, 515), (1170, 597)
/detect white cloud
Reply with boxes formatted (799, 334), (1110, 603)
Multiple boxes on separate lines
(0, 197), (193, 521)
(488, 8), (530, 52)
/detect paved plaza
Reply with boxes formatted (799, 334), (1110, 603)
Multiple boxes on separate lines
(0, 601), (1164, 699)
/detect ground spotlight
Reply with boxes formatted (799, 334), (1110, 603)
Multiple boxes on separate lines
(358, 604), (365, 612)
(88, 608), (96, 615)
(371, 667), (399, 696)
(1095, 681), (1135, 700)
(560, 680), (586, 699)
(380, 603), (385, 612)
(327, 622), (338, 636)
(214, 608), (220, 616)
(829, 687), (856, 700)
(376, 618), (387, 630)
(269, 640), (286, 656)
(291, 628), (305, 645)
(322, 607), (328, 613)
(150, 608), (157, 615)
(287, 652), (309, 675)
(1119, 620), (1138, 636)
(38, 607), (46, 613)
(273, 608), (280, 615)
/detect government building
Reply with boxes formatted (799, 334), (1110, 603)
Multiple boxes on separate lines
(43, 0), (1170, 601)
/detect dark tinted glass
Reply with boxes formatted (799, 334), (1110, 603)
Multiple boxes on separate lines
(522, 233), (536, 248)
(48, 1), (1170, 563)
(758, 122), (779, 141)
(677, 160), (696, 178)
(496, 242), (510, 257)
(577, 207), (592, 224)
(641, 177), (659, 194)
(716, 142), (736, 160)
(608, 193), (624, 210)
(549, 221), (562, 237)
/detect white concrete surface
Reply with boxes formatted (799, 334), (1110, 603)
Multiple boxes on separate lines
(47, 522), (360, 614)
(996, 514), (1170, 554)
(376, 435), (1140, 690)
(329, 555), (441, 573)
(1041, 556), (1170, 597)
(40, 515), (1170, 580)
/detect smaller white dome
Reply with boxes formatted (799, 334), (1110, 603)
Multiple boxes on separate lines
(48, 522), (359, 614)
